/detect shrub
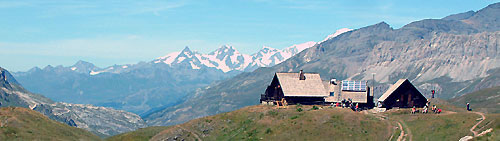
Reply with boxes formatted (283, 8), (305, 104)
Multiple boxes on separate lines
(311, 106), (319, 110)
(265, 128), (272, 134)
(296, 103), (303, 108)
(297, 108), (303, 112)
(267, 110), (278, 117)
(290, 115), (299, 120)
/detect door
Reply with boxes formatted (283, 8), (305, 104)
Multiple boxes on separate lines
(408, 93), (412, 107)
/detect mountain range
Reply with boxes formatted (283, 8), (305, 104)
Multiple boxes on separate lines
(0, 67), (145, 137)
(143, 2), (500, 126)
(11, 29), (350, 115)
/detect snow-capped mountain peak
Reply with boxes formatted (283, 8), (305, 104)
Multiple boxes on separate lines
(284, 41), (317, 52)
(251, 41), (317, 67)
(321, 28), (352, 43)
(70, 28), (348, 74)
(70, 60), (100, 74)
(154, 51), (181, 64)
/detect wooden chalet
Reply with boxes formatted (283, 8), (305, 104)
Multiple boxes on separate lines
(378, 79), (427, 109)
(260, 70), (328, 105)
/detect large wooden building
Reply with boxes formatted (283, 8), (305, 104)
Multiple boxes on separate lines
(260, 71), (328, 105)
(260, 70), (373, 106)
(378, 79), (427, 109)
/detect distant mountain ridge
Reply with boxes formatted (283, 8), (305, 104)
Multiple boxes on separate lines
(78, 38), (332, 74)
(0, 67), (145, 137)
(12, 28), (351, 115)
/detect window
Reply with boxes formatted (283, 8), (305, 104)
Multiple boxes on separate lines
(341, 80), (367, 91)
(330, 92), (334, 96)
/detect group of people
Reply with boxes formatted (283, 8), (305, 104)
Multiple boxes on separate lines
(330, 99), (361, 112)
(411, 101), (441, 114)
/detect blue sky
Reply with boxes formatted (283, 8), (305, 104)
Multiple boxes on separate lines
(0, 0), (497, 71)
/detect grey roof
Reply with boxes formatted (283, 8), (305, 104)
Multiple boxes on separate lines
(276, 73), (328, 97)
(378, 79), (408, 102)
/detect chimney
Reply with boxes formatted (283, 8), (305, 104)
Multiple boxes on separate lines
(299, 70), (305, 80)
(330, 78), (337, 85)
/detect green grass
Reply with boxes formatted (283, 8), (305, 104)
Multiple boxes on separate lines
(449, 86), (500, 113)
(0, 107), (101, 141)
(112, 99), (499, 141)
(389, 112), (478, 140)
(106, 126), (170, 141)
(150, 105), (390, 141)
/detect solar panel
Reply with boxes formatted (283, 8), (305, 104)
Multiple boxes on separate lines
(341, 80), (367, 91)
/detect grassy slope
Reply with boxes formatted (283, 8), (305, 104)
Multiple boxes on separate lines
(449, 86), (500, 113)
(387, 110), (479, 140)
(113, 98), (498, 141)
(151, 105), (390, 141)
(106, 126), (170, 141)
(0, 107), (101, 141)
(386, 98), (499, 141)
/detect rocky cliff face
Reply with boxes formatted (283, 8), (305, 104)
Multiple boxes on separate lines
(144, 3), (500, 126)
(0, 67), (145, 137)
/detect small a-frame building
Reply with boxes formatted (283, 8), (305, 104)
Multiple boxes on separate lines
(378, 79), (427, 109)
(260, 71), (328, 105)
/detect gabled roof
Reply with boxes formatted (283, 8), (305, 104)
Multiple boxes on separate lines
(276, 73), (328, 97)
(378, 79), (412, 102)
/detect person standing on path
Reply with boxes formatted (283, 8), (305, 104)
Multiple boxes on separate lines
(467, 103), (471, 111)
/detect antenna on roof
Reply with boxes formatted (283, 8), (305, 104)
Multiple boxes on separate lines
(299, 70), (305, 80)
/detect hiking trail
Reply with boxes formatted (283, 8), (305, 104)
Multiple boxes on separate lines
(470, 112), (486, 137)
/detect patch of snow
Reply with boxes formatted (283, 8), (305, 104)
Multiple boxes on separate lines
(195, 54), (216, 68)
(321, 28), (352, 43)
(229, 52), (241, 65)
(122, 65), (128, 69)
(90, 70), (101, 75)
(71, 67), (77, 71)
(190, 61), (200, 69)
(183, 51), (193, 58)
(176, 57), (186, 63)
(155, 52), (180, 64)
(285, 41), (316, 52)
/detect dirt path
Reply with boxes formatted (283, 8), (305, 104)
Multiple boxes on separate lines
(470, 112), (486, 137)
(177, 125), (203, 141)
(400, 121), (413, 141)
(396, 122), (405, 141)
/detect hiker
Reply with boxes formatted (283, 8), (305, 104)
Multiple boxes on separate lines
(411, 106), (416, 114)
(466, 103), (471, 111)
(437, 108), (442, 114)
(355, 103), (359, 112)
(422, 105), (428, 113)
(336, 102), (340, 107)
(432, 105), (437, 113)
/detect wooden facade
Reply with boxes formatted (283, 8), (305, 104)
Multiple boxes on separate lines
(260, 72), (328, 105)
(378, 79), (427, 109)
